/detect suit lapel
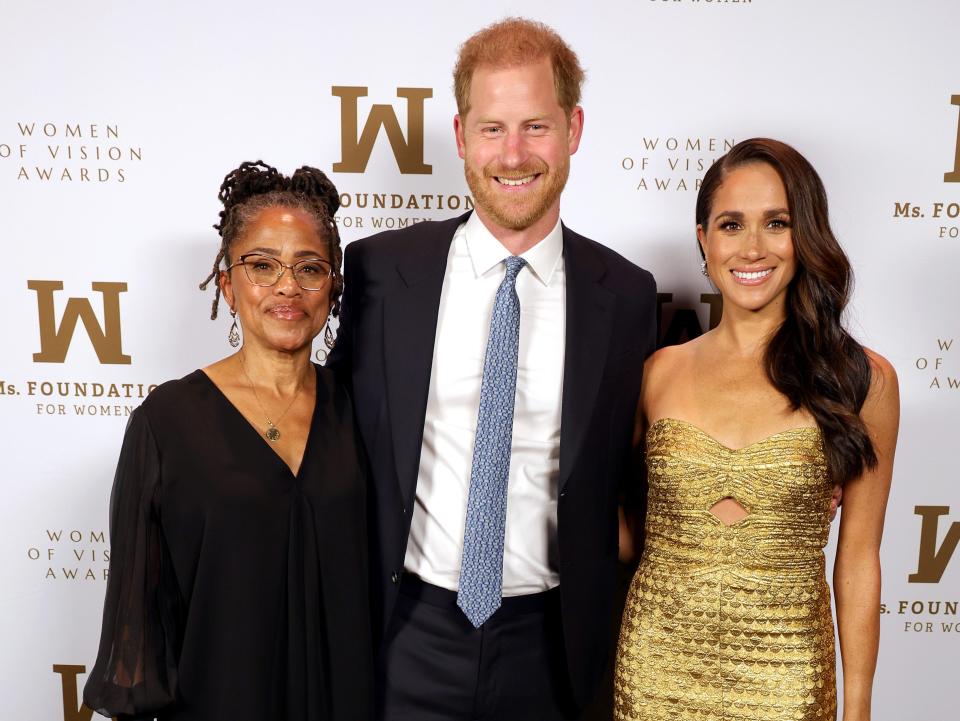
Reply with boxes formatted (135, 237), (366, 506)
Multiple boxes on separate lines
(559, 227), (615, 491)
(383, 213), (469, 509)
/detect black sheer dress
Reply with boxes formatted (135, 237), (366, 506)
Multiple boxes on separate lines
(83, 366), (373, 721)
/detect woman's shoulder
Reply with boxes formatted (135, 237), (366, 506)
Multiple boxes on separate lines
(644, 337), (699, 381)
(862, 347), (900, 416)
(139, 369), (211, 416)
(864, 348), (898, 387)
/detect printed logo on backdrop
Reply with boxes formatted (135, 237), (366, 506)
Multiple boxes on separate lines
(330, 86), (472, 233)
(657, 292), (721, 346)
(0, 122), (142, 183)
(27, 528), (109, 583)
(914, 337), (957, 390)
(881, 505), (960, 636)
(0, 281), (157, 418)
(52, 665), (101, 721)
(910, 506), (959, 583)
(31, 281), (131, 364)
(333, 86), (432, 174)
(620, 137), (735, 192)
(946, 95), (960, 183)
(891, 95), (960, 239)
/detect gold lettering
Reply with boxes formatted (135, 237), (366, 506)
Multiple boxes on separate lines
(947, 95), (960, 182)
(332, 86), (432, 174)
(909, 505), (960, 583)
(52, 664), (95, 721)
(29, 281), (131, 364)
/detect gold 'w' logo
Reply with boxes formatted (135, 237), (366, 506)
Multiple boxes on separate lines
(332, 86), (432, 174)
(53, 665), (101, 721)
(947, 95), (960, 183)
(29, 281), (131, 364)
(909, 506), (960, 583)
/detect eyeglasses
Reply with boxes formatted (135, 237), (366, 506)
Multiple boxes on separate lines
(227, 254), (333, 291)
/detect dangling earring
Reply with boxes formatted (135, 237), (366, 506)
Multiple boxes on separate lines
(324, 321), (336, 351)
(228, 309), (241, 348)
(315, 315), (336, 363)
(700, 260), (709, 277)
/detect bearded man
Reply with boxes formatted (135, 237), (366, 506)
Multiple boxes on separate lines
(328, 18), (657, 721)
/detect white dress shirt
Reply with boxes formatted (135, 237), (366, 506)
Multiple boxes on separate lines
(403, 211), (566, 595)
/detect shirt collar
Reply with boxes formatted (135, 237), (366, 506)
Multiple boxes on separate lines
(463, 211), (564, 286)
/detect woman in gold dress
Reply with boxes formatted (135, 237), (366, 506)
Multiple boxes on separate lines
(614, 139), (899, 721)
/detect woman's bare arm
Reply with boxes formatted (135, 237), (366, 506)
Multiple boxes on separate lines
(833, 351), (899, 721)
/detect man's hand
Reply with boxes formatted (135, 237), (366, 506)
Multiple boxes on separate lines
(830, 484), (843, 521)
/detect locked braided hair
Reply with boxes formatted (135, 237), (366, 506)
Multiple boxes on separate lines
(199, 160), (343, 320)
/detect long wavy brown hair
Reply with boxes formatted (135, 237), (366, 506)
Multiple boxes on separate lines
(695, 138), (877, 485)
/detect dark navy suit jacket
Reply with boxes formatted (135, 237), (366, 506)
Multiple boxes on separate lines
(327, 211), (657, 708)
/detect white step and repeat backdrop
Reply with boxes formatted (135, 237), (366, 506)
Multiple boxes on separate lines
(1, 1), (957, 719)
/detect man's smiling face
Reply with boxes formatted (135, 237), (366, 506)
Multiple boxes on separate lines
(455, 57), (582, 233)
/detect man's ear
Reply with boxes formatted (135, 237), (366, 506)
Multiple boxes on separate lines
(567, 106), (584, 155)
(454, 114), (466, 160)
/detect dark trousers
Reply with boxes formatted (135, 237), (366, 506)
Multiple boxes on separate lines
(375, 576), (580, 721)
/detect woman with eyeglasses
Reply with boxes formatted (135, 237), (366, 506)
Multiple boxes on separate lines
(84, 161), (372, 721)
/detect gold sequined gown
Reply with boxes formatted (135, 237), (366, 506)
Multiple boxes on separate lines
(615, 418), (836, 721)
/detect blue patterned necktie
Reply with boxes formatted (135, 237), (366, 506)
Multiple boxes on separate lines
(456, 255), (527, 627)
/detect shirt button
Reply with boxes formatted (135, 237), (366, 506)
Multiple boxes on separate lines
(391, 572), (400, 584)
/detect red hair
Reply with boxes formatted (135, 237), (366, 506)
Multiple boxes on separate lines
(453, 17), (585, 117)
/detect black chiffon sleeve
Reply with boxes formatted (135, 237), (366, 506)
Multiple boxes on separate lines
(84, 408), (181, 720)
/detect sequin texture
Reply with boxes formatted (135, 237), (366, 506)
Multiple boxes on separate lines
(614, 418), (837, 721)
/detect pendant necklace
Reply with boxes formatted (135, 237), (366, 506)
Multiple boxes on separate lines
(239, 352), (304, 442)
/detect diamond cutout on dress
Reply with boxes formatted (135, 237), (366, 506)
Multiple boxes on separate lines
(708, 497), (749, 526)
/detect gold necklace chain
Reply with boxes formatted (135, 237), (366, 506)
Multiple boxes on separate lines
(238, 352), (305, 442)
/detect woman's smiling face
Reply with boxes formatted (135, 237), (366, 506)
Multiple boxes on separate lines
(220, 205), (333, 354)
(697, 162), (796, 316)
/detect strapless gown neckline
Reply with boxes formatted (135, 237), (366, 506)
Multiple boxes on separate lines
(647, 416), (821, 454)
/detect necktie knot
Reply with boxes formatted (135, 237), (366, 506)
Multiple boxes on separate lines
(503, 256), (526, 281)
